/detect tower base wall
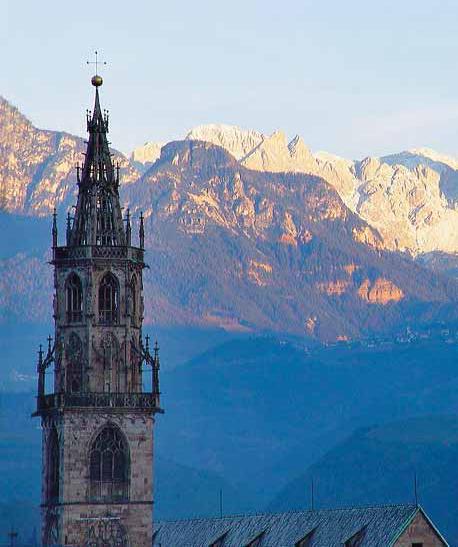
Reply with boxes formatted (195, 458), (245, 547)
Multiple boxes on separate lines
(41, 410), (154, 547)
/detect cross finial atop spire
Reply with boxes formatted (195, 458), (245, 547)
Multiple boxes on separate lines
(87, 50), (107, 87)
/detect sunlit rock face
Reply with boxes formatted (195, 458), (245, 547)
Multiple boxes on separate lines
(357, 278), (405, 305)
(121, 140), (458, 340)
(175, 124), (458, 256)
(130, 141), (164, 169)
(186, 124), (264, 161)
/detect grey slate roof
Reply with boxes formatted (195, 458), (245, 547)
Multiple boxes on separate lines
(153, 504), (445, 547)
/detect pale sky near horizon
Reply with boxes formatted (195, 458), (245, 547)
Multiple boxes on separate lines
(3, 0), (458, 159)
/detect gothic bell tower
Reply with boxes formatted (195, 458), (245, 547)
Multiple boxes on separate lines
(33, 72), (162, 547)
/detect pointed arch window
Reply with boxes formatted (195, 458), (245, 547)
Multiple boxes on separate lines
(89, 425), (129, 501)
(99, 273), (119, 324)
(96, 192), (117, 246)
(47, 427), (60, 503)
(66, 273), (83, 323)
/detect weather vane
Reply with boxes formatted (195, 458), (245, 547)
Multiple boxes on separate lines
(87, 50), (107, 87)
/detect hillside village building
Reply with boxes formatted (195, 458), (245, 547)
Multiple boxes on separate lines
(32, 75), (448, 547)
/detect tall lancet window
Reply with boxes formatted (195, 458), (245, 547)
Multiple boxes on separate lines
(66, 273), (83, 323)
(89, 425), (129, 502)
(99, 273), (119, 324)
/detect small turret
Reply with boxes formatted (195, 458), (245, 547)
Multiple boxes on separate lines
(152, 340), (161, 403)
(52, 209), (58, 248)
(37, 343), (44, 399)
(125, 208), (132, 246)
(139, 211), (145, 249)
(66, 212), (72, 245)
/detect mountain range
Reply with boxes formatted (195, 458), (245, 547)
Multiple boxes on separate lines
(2, 96), (458, 339)
(3, 94), (458, 544)
(136, 124), (458, 257)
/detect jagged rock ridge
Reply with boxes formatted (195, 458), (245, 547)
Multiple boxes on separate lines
(120, 140), (458, 339)
(164, 124), (458, 257)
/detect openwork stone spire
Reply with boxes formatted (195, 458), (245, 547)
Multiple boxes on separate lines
(69, 83), (126, 246)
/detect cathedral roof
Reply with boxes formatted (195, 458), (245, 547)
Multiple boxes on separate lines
(153, 504), (447, 546)
(69, 82), (126, 247)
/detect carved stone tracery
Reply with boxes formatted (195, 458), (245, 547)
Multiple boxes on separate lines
(86, 519), (129, 547)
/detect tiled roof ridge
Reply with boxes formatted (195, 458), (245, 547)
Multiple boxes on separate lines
(155, 502), (418, 524)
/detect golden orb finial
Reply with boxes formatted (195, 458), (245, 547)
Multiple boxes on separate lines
(91, 74), (103, 87)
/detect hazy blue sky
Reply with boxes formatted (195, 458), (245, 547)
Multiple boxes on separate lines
(3, 0), (458, 159)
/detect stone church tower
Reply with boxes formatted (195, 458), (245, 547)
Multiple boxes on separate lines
(33, 73), (162, 547)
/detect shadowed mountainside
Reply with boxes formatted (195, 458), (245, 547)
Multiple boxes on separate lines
(2, 336), (458, 542)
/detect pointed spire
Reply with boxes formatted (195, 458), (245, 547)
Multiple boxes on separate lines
(52, 208), (58, 247)
(66, 211), (72, 245)
(38, 344), (44, 369)
(68, 80), (126, 247)
(125, 208), (132, 246)
(152, 340), (161, 402)
(153, 340), (159, 363)
(37, 343), (45, 399)
(139, 211), (145, 249)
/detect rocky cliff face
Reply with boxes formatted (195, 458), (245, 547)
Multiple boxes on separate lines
(132, 125), (458, 257)
(119, 140), (458, 339)
(2, 100), (458, 339)
(186, 124), (264, 161)
(130, 141), (164, 170)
